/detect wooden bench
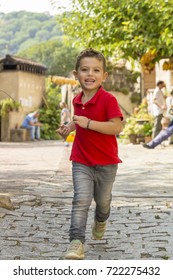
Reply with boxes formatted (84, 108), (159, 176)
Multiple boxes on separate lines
(10, 128), (30, 142)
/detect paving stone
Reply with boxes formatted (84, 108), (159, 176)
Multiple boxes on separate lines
(0, 141), (173, 259)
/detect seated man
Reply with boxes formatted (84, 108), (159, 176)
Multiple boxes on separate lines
(21, 111), (42, 141)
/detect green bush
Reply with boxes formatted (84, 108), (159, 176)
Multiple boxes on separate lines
(39, 82), (62, 140)
(0, 98), (22, 117)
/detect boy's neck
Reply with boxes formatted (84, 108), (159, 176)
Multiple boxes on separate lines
(81, 86), (101, 104)
(82, 86), (101, 96)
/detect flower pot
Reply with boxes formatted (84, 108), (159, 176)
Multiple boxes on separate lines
(145, 136), (152, 143)
(129, 134), (137, 144)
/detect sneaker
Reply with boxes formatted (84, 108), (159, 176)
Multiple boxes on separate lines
(65, 142), (69, 147)
(92, 219), (106, 240)
(63, 240), (85, 260)
(142, 143), (154, 149)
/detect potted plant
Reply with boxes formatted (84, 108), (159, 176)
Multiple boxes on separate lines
(122, 101), (154, 144)
(123, 117), (138, 144)
(0, 98), (22, 117)
(143, 121), (153, 143)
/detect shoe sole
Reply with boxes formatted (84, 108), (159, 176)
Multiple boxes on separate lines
(63, 253), (85, 260)
(92, 233), (104, 240)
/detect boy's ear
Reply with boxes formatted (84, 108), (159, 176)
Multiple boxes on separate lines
(73, 70), (78, 80)
(103, 72), (108, 82)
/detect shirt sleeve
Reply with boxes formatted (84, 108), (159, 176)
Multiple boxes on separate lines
(106, 95), (123, 120)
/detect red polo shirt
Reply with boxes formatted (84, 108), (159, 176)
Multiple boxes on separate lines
(70, 86), (123, 166)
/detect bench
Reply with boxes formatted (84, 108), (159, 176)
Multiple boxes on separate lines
(10, 128), (30, 142)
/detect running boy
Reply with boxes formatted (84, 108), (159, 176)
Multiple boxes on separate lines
(57, 48), (123, 259)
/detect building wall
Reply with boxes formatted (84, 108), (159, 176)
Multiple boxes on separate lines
(155, 60), (173, 92)
(0, 71), (19, 101)
(18, 71), (45, 112)
(1, 111), (24, 141)
(143, 68), (156, 93)
(0, 71), (46, 141)
(111, 91), (136, 119)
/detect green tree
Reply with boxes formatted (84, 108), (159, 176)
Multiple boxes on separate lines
(18, 40), (79, 76)
(0, 11), (63, 57)
(57, 0), (173, 62)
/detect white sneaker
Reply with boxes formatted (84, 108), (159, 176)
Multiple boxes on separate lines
(63, 240), (85, 260)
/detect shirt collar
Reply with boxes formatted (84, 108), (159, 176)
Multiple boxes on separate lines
(74, 86), (103, 105)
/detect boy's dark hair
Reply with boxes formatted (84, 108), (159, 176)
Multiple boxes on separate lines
(75, 48), (106, 71)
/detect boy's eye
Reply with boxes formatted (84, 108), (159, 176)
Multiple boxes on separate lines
(80, 68), (101, 72)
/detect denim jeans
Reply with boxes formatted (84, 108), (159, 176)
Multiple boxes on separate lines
(69, 162), (118, 243)
(21, 125), (40, 140)
(148, 120), (173, 148)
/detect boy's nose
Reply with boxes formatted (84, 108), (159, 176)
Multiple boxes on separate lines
(88, 69), (93, 75)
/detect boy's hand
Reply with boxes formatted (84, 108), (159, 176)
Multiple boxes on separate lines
(56, 124), (71, 138)
(73, 115), (89, 129)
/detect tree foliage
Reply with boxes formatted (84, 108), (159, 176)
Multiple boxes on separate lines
(0, 11), (80, 76)
(39, 82), (61, 140)
(0, 11), (62, 56)
(18, 40), (79, 76)
(57, 0), (173, 62)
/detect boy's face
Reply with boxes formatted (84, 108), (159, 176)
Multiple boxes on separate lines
(73, 57), (108, 93)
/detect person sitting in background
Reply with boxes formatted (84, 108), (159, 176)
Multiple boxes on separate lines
(21, 111), (42, 141)
(143, 90), (173, 149)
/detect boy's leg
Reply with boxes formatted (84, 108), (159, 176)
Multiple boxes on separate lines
(94, 164), (118, 222)
(63, 162), (94, 259)
(69, 162), (94, 243)
(92, 164), (118, 239)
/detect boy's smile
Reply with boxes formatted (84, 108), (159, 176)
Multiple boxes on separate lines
(73, 57), (108, 95)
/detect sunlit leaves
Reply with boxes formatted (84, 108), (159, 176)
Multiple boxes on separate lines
(56, 0), (173, 61)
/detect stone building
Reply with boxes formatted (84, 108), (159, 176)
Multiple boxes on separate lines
(0, 55), (47, 141)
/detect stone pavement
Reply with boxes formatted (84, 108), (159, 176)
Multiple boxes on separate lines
(0, 140), (173, 260)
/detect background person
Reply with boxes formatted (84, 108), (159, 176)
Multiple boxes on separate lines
(143, 90), (173, 149)
(152, 80), (166, 138)
(21, 111), (42, 141)
(59, 102), (71, 147)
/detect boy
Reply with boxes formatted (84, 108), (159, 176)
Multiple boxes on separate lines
(57, 48), (123, 259)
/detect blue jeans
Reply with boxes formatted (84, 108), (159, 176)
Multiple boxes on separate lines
(148, 120), (173, 148)
(69, 162), (118, 243)
(21, 125), (40, 140)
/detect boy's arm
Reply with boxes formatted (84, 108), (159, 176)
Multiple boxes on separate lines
(73, 115), (122, 135)
(89, 118), (122, 135)
(67, 121), (76, 131)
